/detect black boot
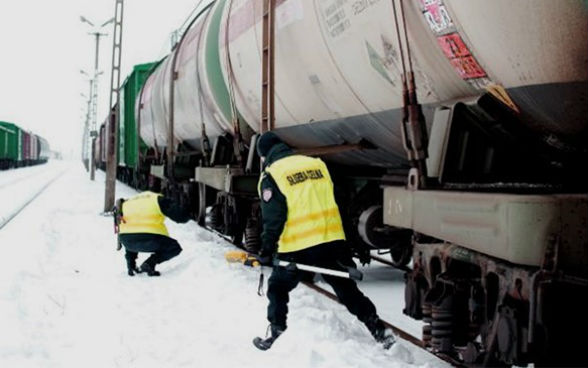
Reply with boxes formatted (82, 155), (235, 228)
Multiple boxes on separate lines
(125, 252), (139, 276)
(127, 260), (140, 276)
(365, 315), (396, 349)
(253, 324), (285, 350)
(139, 261), (161, 276)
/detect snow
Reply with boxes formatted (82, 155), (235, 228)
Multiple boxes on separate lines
(0, 162), (448, 367)
(0, 163), (66, 229)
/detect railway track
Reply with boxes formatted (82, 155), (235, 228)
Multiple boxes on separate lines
(211, 227), (462, 366)
(304, 253), (463, 366)
(369, 253), (412, 272)
(0, 167), (46, 190)
(0, 169), (65, 229)
(302, 280), (464, 367)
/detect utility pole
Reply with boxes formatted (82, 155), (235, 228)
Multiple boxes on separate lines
(80, 15), (114, 181)
(104, 0), (124, 212)
(80, 74), (93, 171)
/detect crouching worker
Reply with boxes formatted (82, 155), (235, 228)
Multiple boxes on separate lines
(115, 191), (190, 276)
(253, 132), (395, 350)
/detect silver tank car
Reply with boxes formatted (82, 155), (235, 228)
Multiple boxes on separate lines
(136, 2), (588, 366)
(138, 0), (587, 167)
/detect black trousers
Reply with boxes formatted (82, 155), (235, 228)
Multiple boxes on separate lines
(120, 233), (182, 267)
(267, 241), (377, 330)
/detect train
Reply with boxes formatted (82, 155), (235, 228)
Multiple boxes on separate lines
(0, 120), (50, 170)
(93, 0), (588, 366)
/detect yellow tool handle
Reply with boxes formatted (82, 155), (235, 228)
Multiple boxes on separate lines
(225, 250), (260, 267)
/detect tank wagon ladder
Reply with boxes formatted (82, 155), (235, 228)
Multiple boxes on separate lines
(260, 0), (276, 134)
(192, 0), (280, 250)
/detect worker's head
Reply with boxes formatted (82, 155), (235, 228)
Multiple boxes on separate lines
(256, 131), (283, 158)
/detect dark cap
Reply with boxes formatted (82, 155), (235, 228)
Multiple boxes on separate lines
(256, 131), (283, 157)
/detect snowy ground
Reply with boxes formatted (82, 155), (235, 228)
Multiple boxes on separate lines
(0, 162), (449, 368)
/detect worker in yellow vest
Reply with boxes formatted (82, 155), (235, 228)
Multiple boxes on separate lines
(253, 132), (395, 350)
(116, 191), (190, 276)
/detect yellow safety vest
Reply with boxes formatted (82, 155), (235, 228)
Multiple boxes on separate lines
(119, 191), (169, 236)
(262, 155), (345, 253)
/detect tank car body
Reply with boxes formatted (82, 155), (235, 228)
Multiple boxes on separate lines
(131, 0), (587, 365)
(37, 135), (50, 163)
(138, 0), (587, 167)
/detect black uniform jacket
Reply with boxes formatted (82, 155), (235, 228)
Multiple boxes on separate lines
(258, 143), (294, 258)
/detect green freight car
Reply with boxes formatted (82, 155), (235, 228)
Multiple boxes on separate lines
(117, 62), (157, 184)
(0, 121), (21, 169)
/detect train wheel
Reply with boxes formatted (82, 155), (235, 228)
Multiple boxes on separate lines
(244, 214), (261, 254)
(342, 183), (382, 264)
(229, 231), (244, 248)
(390, 241), (413, 268)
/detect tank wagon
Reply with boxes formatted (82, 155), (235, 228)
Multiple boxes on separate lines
(37, 135), (50, 164)
(1, 121), (50, 169)
(95, 0), (587, 365)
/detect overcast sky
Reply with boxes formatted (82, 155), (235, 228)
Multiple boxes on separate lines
(0, 0), (206, 158)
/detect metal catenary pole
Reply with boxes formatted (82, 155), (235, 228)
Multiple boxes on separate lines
(104, 0), (124, 212)
(84, 78), (93, 170)
(89, 31), (108, 181)
(80, 16), (113, 180)
(81, 76), (93, 171)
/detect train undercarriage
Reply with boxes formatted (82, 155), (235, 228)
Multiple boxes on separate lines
(403, 240), (588, 367)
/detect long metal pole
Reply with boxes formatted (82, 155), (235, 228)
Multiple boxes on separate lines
(104, 0), (124, 212)
(83, 79), (93, 171)
(89, 32), (105, 181)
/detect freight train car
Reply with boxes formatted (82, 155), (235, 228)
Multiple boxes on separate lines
(94, 122), (106, 171)
(100, 0), (588, 365)
(0, 121), (19, 170)
(117, 62), (158, 187)
(93, 63), (161, 188)
(0, 121), (49, 169)
(37, 135), (50, 164)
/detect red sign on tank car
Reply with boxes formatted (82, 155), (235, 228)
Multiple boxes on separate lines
(437, 33), (487, 79)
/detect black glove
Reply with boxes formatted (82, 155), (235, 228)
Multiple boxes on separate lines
(257, 247), (274, 266)
(256, 254), (273, 266)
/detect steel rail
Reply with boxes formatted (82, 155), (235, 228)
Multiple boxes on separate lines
(202, 223), (464, 366)
(0, 169), (45, 190)
(369, 254), (412, 272)
(302, 280), (465, 367)
(0, 170), (66, 230)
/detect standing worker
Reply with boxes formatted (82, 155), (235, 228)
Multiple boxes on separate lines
(253, 132), (395, 350)
(115, 191), (190, 276)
